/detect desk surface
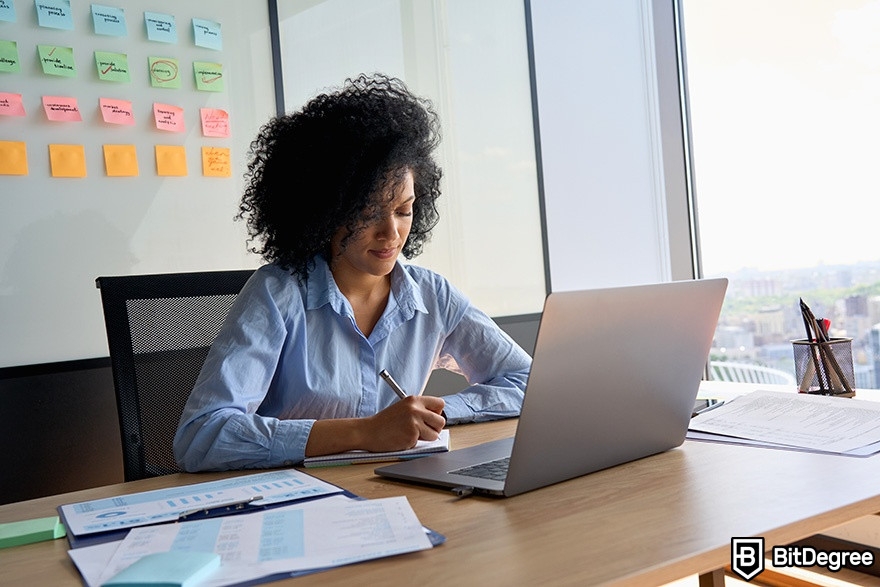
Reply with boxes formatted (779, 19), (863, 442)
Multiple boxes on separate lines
(2, 417), (880, 586)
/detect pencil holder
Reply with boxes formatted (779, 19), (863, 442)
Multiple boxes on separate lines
(792, 338), (855, 397)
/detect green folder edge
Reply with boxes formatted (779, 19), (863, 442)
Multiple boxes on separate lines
(0, 515), (66, 548)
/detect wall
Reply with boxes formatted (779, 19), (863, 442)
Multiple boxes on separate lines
(0, 0), (276, 368)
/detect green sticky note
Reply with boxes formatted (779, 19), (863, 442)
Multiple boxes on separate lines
(0, 516), (66, 548)
(38, 44), (77, 77)
(0, 39), (20, 73)
(148, 56), (180, 89)
(95, 51), (130, 82)
(193, 61), (223, 92)
(102, 551), (220, 587)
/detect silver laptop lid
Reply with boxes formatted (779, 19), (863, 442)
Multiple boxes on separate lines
(502, 278), (728, 496)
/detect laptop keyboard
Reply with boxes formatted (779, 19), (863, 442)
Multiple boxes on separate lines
(450, 457), (510, 481)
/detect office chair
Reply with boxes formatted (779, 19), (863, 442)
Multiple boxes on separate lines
(96, 269), (255, 481)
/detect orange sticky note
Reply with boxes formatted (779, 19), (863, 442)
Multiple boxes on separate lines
(103, 145), (138, 176)
(42, 95), (82, 122)
(153, 102), (184, 132)
(0, 92), (26, 117)
(201, 146), (230, 177)
(100, 98), (135, 125)
(0, 141), (28, 175)
(199, 107), (229, 138)
(49, 144), (87, 177)
(155, 145), (187, 176)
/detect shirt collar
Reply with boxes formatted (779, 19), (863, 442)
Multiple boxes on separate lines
(304, 256), (428, 319)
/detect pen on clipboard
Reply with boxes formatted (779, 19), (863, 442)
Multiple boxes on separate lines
(379, 369), (408, 400)
(177, 495), (264, 521)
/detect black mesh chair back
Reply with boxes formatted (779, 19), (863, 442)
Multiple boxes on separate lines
(96, 270), (254, 481)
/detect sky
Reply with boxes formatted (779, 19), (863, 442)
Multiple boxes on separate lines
(682, 0), (880, 274)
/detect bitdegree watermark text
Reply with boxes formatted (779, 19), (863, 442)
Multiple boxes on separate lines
(772, 546), (874, 572)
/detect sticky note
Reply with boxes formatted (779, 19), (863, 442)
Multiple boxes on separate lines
(193, 61), (224, 92)
(155, 145), (187, 176)
(145, 11), (177, 44)
(0, 140), (27, 175)
(103, 145), (138, 176)
(0, 0), (16, 23)
(192, 18), (222, 50)
(148, 56), (180, 89)
(200, 108), (229, 138)
(49, 144), (87, 177)
(153, 102), (184, 132)
(102, 551), (220, 587)
(95, 51), (130, 82)
(202, 146), (230, 177)
(36, 0), (73, 30)
(91, 4), (127, 37)
(100, 98), (134, 125)
(0, 516), (66, 548)
(42, 95), (82, 122)
(0, 39), (20, 73)
(38, 45), (77, 77)
(0, 92), (25, 116)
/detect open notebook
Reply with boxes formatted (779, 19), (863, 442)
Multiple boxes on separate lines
(303, 429), (450, 467)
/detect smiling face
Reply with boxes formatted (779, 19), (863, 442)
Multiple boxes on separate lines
(329, 169), (415, 282)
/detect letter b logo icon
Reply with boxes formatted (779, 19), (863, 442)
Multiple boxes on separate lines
(731, 537), (765, 581)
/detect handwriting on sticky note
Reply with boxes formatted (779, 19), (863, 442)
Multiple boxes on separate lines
(200, 108), (229, 138)
(153, 102), (184, 132)
(193, 18), (222, 50)
(149, 56), (180, 88)
(144, 11), (177, 43)
(100, 98), (134, 125)
(37, 0), (74, 30)
(95, 51), (130, 82)
(0, 92), (25, 117)
(0, 141), (28, 175)
(0, 39), (21, 73)
(155, 145), (187, 176)
(91, 4), (127, 37)
(49, 144), (87, 178)
(42, 96), (82, 122)
(202, 147), (231, 177)
(37, 44), (76, 77)
(193, 61), (224, 92)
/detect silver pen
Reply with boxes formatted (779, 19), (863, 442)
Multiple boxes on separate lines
(379, 369), (408, 400)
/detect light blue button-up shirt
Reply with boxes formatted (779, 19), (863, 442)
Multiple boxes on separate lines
(173, 258), (531, 471)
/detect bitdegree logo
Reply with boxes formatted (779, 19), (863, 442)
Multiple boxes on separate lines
(772, 545), (874, 572)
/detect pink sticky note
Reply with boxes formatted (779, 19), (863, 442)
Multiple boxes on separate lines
(42, 95), (82, 122)
(0, 92), (26, 117)
(200, 107), (229, 138)
(153, 102), (185, 133)
(100, 98), (135, 125)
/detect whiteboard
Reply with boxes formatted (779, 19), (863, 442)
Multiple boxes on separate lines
(0, 0), (276, 367)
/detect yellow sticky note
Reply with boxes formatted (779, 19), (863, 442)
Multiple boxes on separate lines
(103, 145), (138, 177)
(201, 146), (230, 177)
(0, 140), (28, 175)
(155, 145), (187, 176)
(48, 144), (86, 178)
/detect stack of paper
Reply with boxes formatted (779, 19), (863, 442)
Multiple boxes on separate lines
(688, 389), (880, 456)
(303, 429), (450, 467)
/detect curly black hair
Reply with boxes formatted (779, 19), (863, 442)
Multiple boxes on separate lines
(237, 73), (443, 279)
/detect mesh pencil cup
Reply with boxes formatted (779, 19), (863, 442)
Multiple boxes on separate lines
(791, 337), (855, 397)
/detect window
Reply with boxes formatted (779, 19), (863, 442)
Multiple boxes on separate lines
(681, 0), (880, 388)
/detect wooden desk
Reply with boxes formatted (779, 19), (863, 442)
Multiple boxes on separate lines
(2, 418), (880, 586)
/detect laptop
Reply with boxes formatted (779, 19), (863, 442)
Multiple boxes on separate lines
(375, 278), (727, 497)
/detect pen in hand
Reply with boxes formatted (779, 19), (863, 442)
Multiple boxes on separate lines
(379, 369), (408, 400)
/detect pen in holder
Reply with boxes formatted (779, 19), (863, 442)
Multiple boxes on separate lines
(792, 337), (855, 397)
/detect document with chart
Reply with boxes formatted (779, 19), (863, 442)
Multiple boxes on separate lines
(71, 495), (434, 587)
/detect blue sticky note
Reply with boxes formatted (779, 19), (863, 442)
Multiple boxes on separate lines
(192, 18), (221, 51)
(91, 4), (127, 37)
(102, 551), (220, 587)
(144, 11), (177, 44)
(36, 0), (74, 30)
(0, 0), (16, 23)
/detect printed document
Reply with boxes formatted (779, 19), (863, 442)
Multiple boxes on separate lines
(688, 389), (880, 453)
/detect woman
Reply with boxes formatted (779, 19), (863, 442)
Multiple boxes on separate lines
(174, 74), (530, 471)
